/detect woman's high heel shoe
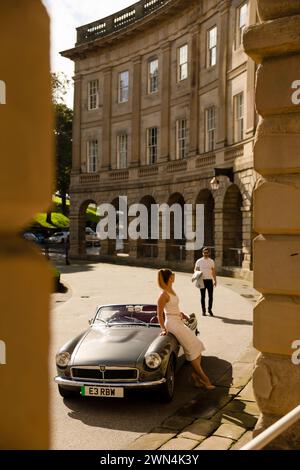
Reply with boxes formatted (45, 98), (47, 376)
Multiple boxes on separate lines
(191, 373), (216, 390)
(191, 373), (206, 389)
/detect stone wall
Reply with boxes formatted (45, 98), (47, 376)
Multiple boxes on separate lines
(244, 0), (300, 449)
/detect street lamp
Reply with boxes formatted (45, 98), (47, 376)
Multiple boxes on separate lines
(210, 167), (234, 190)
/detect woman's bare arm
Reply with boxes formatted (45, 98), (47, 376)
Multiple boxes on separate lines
(157, 292), (169, 335)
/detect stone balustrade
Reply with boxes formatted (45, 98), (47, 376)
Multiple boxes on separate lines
(76, 0), (171, 44)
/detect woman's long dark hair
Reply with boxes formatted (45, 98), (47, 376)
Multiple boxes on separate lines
(158, 269), (173, 290)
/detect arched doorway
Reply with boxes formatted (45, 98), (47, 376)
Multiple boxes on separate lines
(223, 185), (243, 267)
(73, 198), (99, 257)
(107, 197), (129, 256)
(166, 193), (186, 262)
(137, 195), (158, 259)
(194, 189), (215, 262)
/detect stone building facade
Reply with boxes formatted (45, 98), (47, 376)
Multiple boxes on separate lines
(62, 0), (258, 278)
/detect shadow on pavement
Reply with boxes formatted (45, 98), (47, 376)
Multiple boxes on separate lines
(62, 356), (232, 433)
(57, 263), (97, 274)
(213, 315), (253, 326)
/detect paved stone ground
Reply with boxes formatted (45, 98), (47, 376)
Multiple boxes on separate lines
(128, 346), (259, 450)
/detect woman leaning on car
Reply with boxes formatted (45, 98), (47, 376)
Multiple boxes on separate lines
(157, 268), (215, 390)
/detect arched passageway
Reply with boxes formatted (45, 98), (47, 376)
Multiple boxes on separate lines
(223, 185), (243, 267)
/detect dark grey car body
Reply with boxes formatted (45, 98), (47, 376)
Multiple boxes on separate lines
(55, 304), (198, 401)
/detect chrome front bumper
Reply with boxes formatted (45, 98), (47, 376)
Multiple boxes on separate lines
(55, 376), (166, 388)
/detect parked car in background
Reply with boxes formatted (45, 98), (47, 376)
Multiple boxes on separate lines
(47, 231), (69, 244)
(23, 232), (39, 243)
(85, 227), (100, 247)
(34, 232), (46, 244)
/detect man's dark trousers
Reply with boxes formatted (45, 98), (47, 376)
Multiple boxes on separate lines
(200, 279), (214, 312)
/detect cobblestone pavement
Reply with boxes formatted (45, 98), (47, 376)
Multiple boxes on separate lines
(128, 346), (259, 450)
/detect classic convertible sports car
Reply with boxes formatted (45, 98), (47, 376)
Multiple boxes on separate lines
(55, 304), (198, 402)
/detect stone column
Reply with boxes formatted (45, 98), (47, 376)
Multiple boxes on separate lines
(244, 0), (300, 448)
(131, 56), (142, 167)
(245, 0), (257, 138)
(214, 208), (223, 270)
(72, 74), (82, 174)
(160, 42), (171, 162)
(102, 67), (112, 170)
(157, 240), (167, 265)
(189, 25), (200, 157)
(216, 1), (230, 147)
(0, 1), (52, 449)
(69, 212), (86, 259)
(241, 206), (252, 271)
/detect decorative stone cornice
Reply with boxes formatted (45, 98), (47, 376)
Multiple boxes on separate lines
(243, 15), (300, 63)
(257, 0), (300, 21)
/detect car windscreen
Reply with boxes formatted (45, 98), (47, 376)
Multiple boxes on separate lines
(95, 305), (159, 325)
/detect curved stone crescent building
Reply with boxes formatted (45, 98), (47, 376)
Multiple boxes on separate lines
(62, 0), (258, 278)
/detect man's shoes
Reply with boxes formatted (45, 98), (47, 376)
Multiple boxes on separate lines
(208, 310), (214, 317)
(202, 311), (206, 316)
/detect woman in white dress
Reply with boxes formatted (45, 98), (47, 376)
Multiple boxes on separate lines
(157, 268), (215, 390)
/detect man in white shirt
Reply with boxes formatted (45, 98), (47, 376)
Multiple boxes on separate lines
(195, 247), (217, 316)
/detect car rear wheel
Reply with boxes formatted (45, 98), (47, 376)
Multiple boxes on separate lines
(160, 358), (175, 402)
(58, 385), (78, 399)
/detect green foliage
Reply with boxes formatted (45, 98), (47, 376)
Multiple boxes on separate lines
(86, 205), (100, 224)
(34, 212), (69, 229)
(52, 73), (73, 216)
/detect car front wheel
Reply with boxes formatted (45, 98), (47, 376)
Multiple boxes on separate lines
(160, 358), (175, 402)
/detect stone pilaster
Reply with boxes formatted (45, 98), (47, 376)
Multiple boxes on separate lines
(68, 212), (86, 259)
(72, 74), (82, 174)
(214, 208), (223, 270)
(102, 67), (112, 170)
(189, 26), (200, 157)
(216, 1), (230, 147)
(160, 42), (171, 162)
(131, 56), (142, 167)
(244, 0), (300, 449)
(245, 0), (257, 138)
(241, 207), (252, 270)
(157, 240), (167, 264)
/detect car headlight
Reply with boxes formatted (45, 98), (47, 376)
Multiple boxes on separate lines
(145, 353), (162, 369)
(56, 352), (71, 368)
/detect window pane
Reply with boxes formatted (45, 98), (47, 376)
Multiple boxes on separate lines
(180, 63), (188, 80)
(234, 93), (244, 142)
(117, 134), (128, 168)
(180, 45), (188, 64)
(208, 27), (217, 66)
(88, 140), (98, 173)
(149, 59), (158, 93)
(240, 3), (248, 28)
(176, 119), (187, 159)
(119, 71), (129, 103)
(211, 47), (216, 66)
(209, 27), (217, 48)
(147, 127), (158, 164)
(88, 80), (99, 110)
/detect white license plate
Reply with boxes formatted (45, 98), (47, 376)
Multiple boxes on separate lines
(81, 386), (124, 398)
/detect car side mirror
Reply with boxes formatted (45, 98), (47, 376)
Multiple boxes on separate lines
(88, 318), (93, 325)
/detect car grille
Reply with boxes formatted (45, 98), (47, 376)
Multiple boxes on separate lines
(71, 367), (139, 382)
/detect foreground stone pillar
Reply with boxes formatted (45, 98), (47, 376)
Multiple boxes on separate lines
(0, 1), (52, 449)
(244, 0), (300, 449)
